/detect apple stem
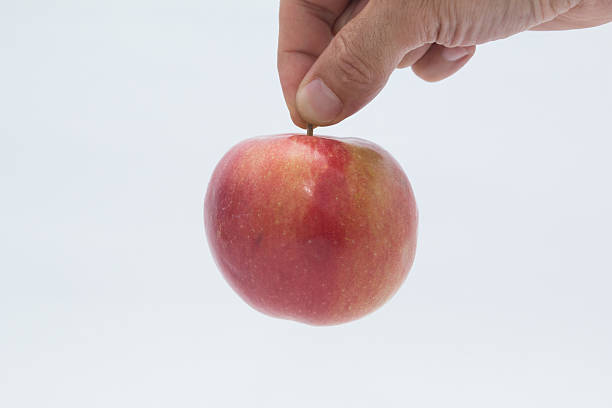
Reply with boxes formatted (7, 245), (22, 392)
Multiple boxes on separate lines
(307, 124), (313, 136)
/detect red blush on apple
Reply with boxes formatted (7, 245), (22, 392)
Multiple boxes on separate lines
(204, 133), (417, 325)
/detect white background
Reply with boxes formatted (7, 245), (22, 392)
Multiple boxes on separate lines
(1, 1), (611, 407)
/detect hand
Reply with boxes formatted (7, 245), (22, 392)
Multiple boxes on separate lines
(278, 0), (612, 127)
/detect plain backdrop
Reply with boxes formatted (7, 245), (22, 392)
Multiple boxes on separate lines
(1, 1), (611, 407)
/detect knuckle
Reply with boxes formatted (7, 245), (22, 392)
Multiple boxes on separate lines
(431, 0), (583, 46)
(530, 0), (568, 21)
(333, 32), (377, 88)
(428, 0), (467, 46)
(543, 0), (582, 16)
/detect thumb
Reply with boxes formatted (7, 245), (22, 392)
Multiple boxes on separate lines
(295, 3), (422, 126)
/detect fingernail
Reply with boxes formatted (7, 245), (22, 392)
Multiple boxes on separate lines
(441, 47), (470, 62)
(296, 78), (343, 124)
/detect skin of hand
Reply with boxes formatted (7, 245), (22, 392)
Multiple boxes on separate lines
(278, 0), (612, 128)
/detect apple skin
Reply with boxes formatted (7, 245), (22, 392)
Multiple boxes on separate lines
(204, 134), (418, 325)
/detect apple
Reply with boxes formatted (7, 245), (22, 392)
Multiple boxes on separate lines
(204, 134), (418, 325)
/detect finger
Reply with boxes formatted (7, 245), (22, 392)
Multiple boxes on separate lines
(531, 0), (612, 31)
(332, 0), (369, 34)
(296, 1), (426, 126)
(412, 44), (476, 82)
(278, 0), (350, 128)
(397, 44), (432, 69)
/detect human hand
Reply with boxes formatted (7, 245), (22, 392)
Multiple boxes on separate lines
(278, 0), (612, 127)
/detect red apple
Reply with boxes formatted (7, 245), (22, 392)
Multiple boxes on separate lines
(204, 134), (418, 325)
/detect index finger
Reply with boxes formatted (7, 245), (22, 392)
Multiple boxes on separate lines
(278, 0), (350, 128)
